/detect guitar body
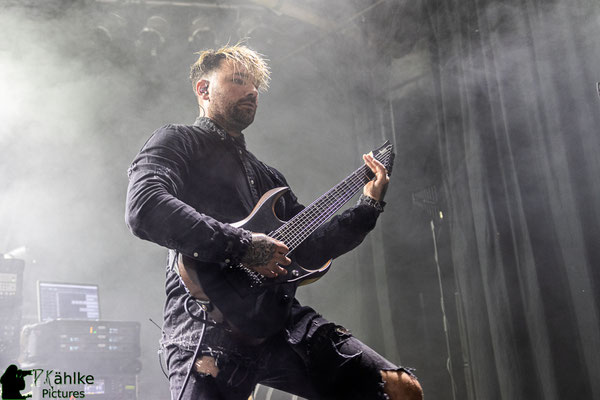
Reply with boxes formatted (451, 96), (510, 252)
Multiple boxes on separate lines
(178, 186), (332, 337)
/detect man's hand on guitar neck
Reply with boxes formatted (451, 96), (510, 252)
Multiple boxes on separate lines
(241, 233), (291, 278)
(363, 153), (390, 201)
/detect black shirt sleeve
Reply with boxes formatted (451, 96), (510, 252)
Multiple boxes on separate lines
(125, 124), (251, 263)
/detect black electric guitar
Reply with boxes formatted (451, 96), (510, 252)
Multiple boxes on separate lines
(178, 141), (394, 337)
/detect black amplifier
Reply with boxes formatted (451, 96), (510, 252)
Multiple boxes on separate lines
(20, 320), (141, 367)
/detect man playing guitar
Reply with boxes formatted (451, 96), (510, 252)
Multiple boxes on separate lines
(126, 43), (423, 400)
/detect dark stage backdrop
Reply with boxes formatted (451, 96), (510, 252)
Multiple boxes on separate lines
(423, 0), (600, 399)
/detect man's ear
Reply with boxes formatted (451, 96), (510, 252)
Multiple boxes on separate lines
(196, 79), (210, 99)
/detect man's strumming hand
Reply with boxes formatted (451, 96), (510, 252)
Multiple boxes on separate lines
(241, 233), (291, 278)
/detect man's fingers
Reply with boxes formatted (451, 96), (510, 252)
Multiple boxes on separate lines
(267, 264), (288, 276)
(254, 263), (288, 278)
(275, 245), (289, 255)
(276, 263), (288, 275)
(361, 153), (390, 202)
(254, 266), (276, 277)
(362, 154), (374, 172)
(270, 237), (291, 267)
(265, 262), (288, 277)
(370, 156), (387, 177)
(363, 154), (388, 180)
(275, 252), (292, 266)
(272, 239), (289, 254)
(363, 153), (382, 171)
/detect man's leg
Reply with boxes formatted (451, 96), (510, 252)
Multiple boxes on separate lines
(305, 324), (424, 400)
(165, 345), (256, 400)
(254, 334), (323, 400)
(381, 370), (423, 400)
(166, 345), (223, 400)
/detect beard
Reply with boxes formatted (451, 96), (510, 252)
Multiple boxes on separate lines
(230, 102), (256, 128)
(211, 97), (256, 133)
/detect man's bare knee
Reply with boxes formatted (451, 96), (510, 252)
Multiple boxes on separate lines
(381, 370), (423, 400)
(194, 355), (219, 378)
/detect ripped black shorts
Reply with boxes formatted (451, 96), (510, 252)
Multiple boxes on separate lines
(166, 319), (415, 400)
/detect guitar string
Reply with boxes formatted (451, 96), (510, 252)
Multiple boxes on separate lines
(280, 147), (391, 241)
(278, 182), (359, 249)
(291, 149), (392, 243)
(275, 164), (369, 234)
(270, 165), (368, 241)
(284, 183), (361, 250)
(274, 150), (391, 248)
(278, 169), (366, 245)
(286, 149), (391, 242)
(283, 168), (370, 247)
(270, 149), (391, 247)
(284, 167), (374, 249)
(273, 163), (371, 245)
(273, 150), (391, 250)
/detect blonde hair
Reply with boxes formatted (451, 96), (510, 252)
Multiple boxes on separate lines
(190, 43), (271, 92)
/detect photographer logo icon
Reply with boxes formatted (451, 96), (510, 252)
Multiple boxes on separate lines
(1, 365), (32, 399)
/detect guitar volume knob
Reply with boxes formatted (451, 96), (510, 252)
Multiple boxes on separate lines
(291, 270), (300, 277)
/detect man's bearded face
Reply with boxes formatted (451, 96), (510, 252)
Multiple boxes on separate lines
(207, 61), (258, 132)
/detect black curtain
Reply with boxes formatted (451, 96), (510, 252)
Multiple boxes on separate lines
(427, 0), (600, 398)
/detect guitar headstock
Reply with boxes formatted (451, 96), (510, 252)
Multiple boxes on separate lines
(370, 140), (395, 177)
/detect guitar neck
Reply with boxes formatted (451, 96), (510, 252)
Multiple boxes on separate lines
(271, 145), (393, 252)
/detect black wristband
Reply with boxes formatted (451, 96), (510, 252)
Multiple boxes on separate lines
(358, 194), (386, 212)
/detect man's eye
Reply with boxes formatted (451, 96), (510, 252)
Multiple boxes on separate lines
(234, 78), (245, 85)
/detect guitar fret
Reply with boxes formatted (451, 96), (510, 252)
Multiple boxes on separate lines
(272, 148), (392, 252)
(281, 173), (362, 247)
(277, 162), (389, 248)
(279, 175), (362, 249)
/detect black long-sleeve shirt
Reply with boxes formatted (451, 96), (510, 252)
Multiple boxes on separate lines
(126, 117), (381, 341)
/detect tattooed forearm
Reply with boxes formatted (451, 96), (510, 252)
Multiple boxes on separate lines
(241, 235), (276, 267)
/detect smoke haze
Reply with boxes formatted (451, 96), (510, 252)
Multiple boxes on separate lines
(2, 0), (599, 399)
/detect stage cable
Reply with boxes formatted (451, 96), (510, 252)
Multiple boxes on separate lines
(430, 219), (457, 400)
(175, 294), (208, 400)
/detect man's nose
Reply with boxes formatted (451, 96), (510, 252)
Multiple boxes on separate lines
(246, 85), (258, 99)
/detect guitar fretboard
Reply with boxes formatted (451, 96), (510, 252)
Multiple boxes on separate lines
(271, 145), (393, 252)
